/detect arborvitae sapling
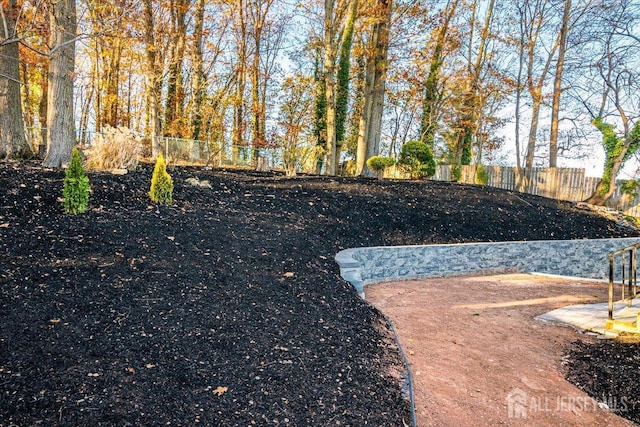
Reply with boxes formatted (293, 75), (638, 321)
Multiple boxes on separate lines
(149, 153), (173, 204)
(366, 156), (396, 180)
(63, 147), (90, 214)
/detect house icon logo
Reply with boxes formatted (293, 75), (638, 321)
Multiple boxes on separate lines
(507, 388), (528, 419)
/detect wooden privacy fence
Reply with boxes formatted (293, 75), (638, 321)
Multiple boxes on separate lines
(387, 164), (640, 217)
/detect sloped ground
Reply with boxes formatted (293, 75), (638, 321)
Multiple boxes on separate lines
(0, 161), (638, 426)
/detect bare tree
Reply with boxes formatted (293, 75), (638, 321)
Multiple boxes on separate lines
(548, 0), (572, 167)
(449, 0), (495, 168)
(520, 0), (558, 170)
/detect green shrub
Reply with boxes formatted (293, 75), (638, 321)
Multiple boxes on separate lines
(475, 164), (489, 185)
(149, 154), (173, 204)
(366, 156), (395, 180)
(63, 147), (90, 214)
(621, 179), (640, 198)
(397, 140), (436, 179)
(451, 163), (462, 182)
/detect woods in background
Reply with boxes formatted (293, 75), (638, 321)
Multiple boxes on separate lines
(1, 0), (640, 203)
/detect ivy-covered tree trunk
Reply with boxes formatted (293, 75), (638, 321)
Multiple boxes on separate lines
(420, 0), (459, 149)
(323, 0), (338, 175)
(190, 0), (206, 141)
(334, 0), (358, 168)
(451, 0), (494, 170)
(586, 118), (640, 205)
(313, 49), (327, 173)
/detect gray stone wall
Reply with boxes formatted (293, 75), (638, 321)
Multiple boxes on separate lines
(335, 238), (640, 295)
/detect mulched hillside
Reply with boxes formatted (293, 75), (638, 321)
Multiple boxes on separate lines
(1, 161), (638, 426)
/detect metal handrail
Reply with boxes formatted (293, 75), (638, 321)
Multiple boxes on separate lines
(608, 243), (640, 320)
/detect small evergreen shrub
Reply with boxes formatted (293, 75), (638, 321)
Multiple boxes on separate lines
(451, 163), (462, 182)
(149, 153), (173, 204)
(366, 156), (396, 180)
(63, 147), (90, 214)
(475, 164), (489, 185)
(397, 140), (436, 179)
(85, 126), (143, 171)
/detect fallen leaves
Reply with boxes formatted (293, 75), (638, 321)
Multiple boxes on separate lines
(212, 386), (228, 396)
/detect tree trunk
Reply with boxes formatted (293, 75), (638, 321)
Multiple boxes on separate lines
(39, 76), (49, 156)
(191, 0), (206, 141)
(102, 37), (123, 129)
(524, 96), (542, 169)
(250, 18), (263, 150)
(233, 0), (248, 160)
(323, 0), (338, 175)
(164, 0), (188, 137)
(549, 0), (572, 168)
(357, 0), (392, 177)
(313, 49), (327, 173)
(334, 0), (358, 168)
(0, 0), (31, 159)
(142, 0), (162, 156)
(586, 117), (640, 205)
(452, 0), (494, 168)
(420, 0), (459, 148)
(43, 0), (76, 168)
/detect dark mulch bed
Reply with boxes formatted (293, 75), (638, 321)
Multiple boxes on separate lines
(1, 161), (639, 426)
(564, 339), (640, 424)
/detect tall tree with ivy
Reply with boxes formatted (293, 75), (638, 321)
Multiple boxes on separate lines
(313, 48), (327, 172)
(583, 1), (640, 205)
(334, 0), (358, 168)
(419, 0), (459, 149)
(586, 118), (640, 205)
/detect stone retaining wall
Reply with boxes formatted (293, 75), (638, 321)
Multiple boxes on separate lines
(335, 238), (640, 295)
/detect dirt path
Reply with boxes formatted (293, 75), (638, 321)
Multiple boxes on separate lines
(366, 274), (637, 427)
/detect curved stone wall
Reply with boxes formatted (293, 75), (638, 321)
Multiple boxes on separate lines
(335, 238), (640, 296)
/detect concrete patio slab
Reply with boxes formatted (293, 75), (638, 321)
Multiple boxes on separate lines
(537, 299), (640, 337)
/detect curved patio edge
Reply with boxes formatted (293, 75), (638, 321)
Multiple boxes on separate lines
(335, 237), (640, 297)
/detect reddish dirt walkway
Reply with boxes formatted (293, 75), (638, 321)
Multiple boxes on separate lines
(366, 274), (637, 427)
